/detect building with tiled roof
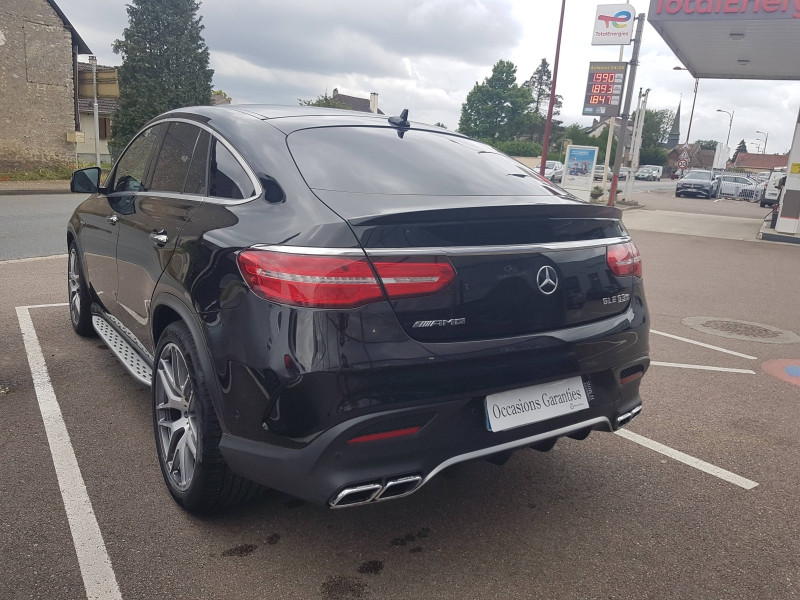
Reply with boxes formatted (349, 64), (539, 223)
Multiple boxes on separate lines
(332, 89), (383, 114)
(732, 152), (789, 173)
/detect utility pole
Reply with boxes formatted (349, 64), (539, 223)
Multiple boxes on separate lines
(608, 13), (645, 206)
(624, 87), (649, 200)
(539, 0), (567, 178)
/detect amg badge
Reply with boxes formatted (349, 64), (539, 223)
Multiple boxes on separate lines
(412, 318), (466, 328)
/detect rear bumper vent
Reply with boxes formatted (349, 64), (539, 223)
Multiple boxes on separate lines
(616, 404), (642, 428)
(620, 365), (645, 384)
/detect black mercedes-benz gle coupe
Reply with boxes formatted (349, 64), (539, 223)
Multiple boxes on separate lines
(68, 105), (649, 512)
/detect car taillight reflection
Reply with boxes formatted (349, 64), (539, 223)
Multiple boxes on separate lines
(237, 250), (455, 308)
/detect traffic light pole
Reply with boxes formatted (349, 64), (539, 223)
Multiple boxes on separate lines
(608, 13), (645, 206)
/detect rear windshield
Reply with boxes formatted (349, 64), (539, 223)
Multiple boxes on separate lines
(685, 170), (711, 180)
(288, 126), (562, 196)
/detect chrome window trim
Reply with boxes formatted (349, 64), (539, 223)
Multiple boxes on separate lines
(140, 116), (263, 205)
(251, 236), (630, 257)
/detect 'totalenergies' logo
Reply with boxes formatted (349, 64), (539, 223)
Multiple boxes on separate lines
(597, 10), (632, 28)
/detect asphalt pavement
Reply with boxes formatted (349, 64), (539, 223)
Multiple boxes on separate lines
(1, 187), (799, 599)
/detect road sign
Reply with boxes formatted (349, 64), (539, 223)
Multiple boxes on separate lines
(679, 149), (689, 159)
(582, 62), (626, 118)
(677, 158), (689, 169)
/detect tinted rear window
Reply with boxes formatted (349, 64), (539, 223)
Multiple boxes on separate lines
(288, 127), (560, 196)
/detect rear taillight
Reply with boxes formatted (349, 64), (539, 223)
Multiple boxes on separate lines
(606, 241), (642, 278)
(237, 250), (454, 308)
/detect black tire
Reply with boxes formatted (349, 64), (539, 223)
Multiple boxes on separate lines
(153, 321), (261, 512)
(68, 241), (95, 337)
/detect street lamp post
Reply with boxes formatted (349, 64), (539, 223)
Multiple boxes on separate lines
(716, 109), (734, 147)
(756, 130), (768, 153)
(673, 67), (698, 145)
(89, 55), (100, 167)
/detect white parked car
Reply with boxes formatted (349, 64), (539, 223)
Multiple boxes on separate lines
(717, 174), (754, 198)
(536, 160), (564, 181)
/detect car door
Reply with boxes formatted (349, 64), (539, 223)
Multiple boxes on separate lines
(82, 124), (164, 315)
(114, 121), (208, 352)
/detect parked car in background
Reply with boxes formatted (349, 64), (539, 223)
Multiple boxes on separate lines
(593, 165), (610, 180)
(618, 167), (632, 180)
(717, 174), (754, 198)
(738, 180), (767, 203)
(66, 105), (650, 513)
(536, 160), (564, 180)
(550, 164), (564, 183)
(675, 169), (719, 198)
(762, 169), (787, 207)
(642, 165), (663, 180)
(635, 167), (656, 181)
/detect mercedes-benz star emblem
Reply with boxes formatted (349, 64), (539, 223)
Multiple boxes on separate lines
(536, 265), (558, 295)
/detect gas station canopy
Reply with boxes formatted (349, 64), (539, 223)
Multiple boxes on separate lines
(648, 0), (800, 80)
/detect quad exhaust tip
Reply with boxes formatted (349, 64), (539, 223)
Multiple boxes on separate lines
(616, 404), (642, 427)
(330, 475), (422, 508)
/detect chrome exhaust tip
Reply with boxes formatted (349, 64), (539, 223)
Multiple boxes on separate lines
(616, 404), (642, 427)
(330, 475), (423, 508)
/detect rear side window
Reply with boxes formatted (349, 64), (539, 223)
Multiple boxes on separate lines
(184, 130), (210, 195)
(111, 124), (165, 193)
(209, 140), (255, 200)
(150, 122), (201, 193)
(288, 127), (559, 196)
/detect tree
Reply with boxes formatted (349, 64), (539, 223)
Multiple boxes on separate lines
(522, 58), (562, 117)
(110, 0), (213, 158)
(732, 139), (748, 163)
(634, 108), (675, 149)
(458, 60), (534, 141)
(299, 92), (350, 109)
(694, 139), (718, 150)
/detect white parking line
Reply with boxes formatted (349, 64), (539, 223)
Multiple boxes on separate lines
(616, 429), (759, 490)
(1, 254), (67, 264)
(651, 329), (757, 360)
(16, 304), (122, 600)
(651, 361), (755, 374)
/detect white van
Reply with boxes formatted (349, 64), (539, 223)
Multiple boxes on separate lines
(762, 169), (787, 207)
(643, 165), (663, 180)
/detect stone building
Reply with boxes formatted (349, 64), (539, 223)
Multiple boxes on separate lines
(0, 0), (90, 170)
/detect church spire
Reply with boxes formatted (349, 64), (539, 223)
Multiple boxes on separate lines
(666, 99), (681, 150)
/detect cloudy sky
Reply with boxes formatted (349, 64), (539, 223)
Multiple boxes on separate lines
(57, 0), (800, 154)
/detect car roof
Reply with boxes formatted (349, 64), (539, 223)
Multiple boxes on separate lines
(155, 104), (456, 136)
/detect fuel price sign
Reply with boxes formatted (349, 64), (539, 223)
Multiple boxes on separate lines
(582, 62), (626, 118)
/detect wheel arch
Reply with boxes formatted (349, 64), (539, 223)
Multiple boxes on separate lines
(151, 293), (229, 432)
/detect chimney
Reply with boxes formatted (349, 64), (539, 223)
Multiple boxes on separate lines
(369, 92), (378, 114)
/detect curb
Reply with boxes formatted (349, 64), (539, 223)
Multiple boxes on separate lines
(0, 187), (71, 196)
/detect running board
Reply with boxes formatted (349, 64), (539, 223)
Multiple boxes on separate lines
(92, 315), (152, 386)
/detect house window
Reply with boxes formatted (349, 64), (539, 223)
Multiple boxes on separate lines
(99, 118), (111, 140)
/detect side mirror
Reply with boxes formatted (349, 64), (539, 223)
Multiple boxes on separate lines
(71, 167), (101, 194)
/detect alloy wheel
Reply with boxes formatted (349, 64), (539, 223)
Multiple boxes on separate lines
(68, 248), (81, 325)
(155, 342), (198, 492)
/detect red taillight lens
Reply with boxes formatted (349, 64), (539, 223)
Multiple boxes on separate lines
(606, 242), (642, 278)
(237, 250), (454, 308)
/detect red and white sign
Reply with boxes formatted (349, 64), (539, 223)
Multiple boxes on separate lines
(592, 4), (636, 45)
(677, 158), (689, 169)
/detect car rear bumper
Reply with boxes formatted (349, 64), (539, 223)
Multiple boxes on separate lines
(219, 352), (648, 506)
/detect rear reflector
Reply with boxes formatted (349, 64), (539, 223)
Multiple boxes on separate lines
(347, 426), (422, 444)
(606, 241), (642, 278)
(237, 250), (454, 308)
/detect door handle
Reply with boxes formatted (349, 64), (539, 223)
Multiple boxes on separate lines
(149, 230), (169, 247)
(106, 215), (118, 225)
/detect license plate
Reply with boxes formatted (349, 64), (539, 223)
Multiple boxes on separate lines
(485, 376), (591, 432)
